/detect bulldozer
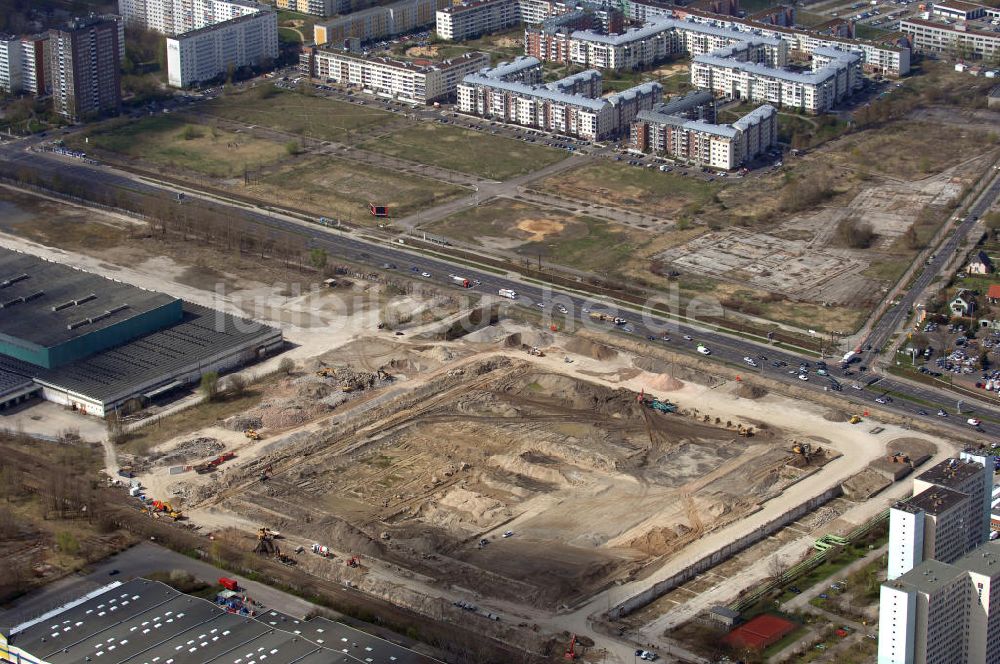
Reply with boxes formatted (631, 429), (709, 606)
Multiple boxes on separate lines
(737, 424), (754, 437)
(316, 367), (336, 378)
(849, 415), (862, 424)
(244, 428), (261, 441)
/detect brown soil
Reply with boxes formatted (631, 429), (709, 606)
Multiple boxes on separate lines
(516, 218), (565, 242)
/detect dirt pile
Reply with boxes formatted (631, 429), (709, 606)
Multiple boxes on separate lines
(823, 409), (850, 422)
(224, 414), (264, 431)
(157, 437), (226, 466)
(246, 398), (329, 430)
(735, 383), (768, 399)
(566, 337), (617, 361)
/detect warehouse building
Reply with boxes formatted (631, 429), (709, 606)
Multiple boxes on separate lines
(0, 578), (435, 664)
(457, 57), (661, 139)
(0, 248), (282, 417)
(300, 48), (489, 102)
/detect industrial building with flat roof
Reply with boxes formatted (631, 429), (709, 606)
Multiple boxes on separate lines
(457, 57), (662, 139)
(0, 578), (436, 664)
(0, 248), (282, 416)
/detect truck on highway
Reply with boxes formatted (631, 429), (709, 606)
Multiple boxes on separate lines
(450, 275), (472, 288)
(589, 312), (628, 325)
(498, 288), (517, 299)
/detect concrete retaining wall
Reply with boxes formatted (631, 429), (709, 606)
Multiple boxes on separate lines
(607, 484), (843, 619)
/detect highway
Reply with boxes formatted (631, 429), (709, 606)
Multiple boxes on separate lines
(4, 141), (1000, 439)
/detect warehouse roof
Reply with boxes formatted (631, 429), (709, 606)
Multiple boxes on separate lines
(7, 579), (436, 664)
(0, 367), (33, 399)
(0, 248), (178, 349)
(0, 302), (281, 406)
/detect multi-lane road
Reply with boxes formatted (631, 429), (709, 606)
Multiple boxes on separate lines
(3, 138), (1000, 438)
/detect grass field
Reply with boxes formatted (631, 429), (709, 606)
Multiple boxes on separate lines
(362, 123), (568, 180)
(257, 156), (468, 223)
(75, 115), (289, 178)
(426, 198), (651, 274)
(204, 86), (399, 143)
(536, 161), (721, 216)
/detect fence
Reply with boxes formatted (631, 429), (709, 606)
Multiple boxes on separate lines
(728, 508), (890, 613)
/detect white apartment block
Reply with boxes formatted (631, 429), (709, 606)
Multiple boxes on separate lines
(526, 16), (788, 72)
(275, 0), (338, 16)
(629, 101), (777, 170)
(669, 5), (910, 76)
(457, 58), (661, 140)
(118, 0), (263, 36)
(878, 539), (1000, 664)
(21, 34), (50, 95)
(436, 0), (522, 41)
(690, 43), (862, 114)
(901, 17), (1000, 62)
(0, 34), (24, 94)
(166, 9), (278, 87)
(302, 48), (489, 102)
(888, 451), (996, 581)
(314, 0), (449, 46)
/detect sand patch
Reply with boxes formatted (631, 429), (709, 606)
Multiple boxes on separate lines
(517, 218), (566, 242)
(407, 46), (440, 58)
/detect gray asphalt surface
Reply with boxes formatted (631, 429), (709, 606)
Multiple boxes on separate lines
(3, 141), (1000, 439)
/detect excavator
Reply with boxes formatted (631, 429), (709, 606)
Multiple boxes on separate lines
(737, 424), (754, 437)
(316, 367), (336, 378)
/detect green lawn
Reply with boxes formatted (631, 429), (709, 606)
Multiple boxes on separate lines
(427, 198), (651, 275)
(537, 161), (720, 216)
(361, 123), (568, 179)
(75, 115), (289, 178)
(278, 27), (303, 43)
(259, 156), (468, 222)
(204, 86), (399, 143)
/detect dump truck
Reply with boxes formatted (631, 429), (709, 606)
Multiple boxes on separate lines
(589, 312), (627, 325)
(450, 275), (472, 288)
(244, 428), (261, 440)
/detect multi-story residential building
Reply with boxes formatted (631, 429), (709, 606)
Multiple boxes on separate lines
(436, 0), (522, 41)
(275, 0), (339, 16)
(629, 97), (776, 170)
(166, 9), (278, 87)
(668, 4), (911, 76)
(690, 43), (861, 114)
(525, 16), (787, 71)
(457, 58), (661, 139)
(314, 0), (450, 45)
(49, 16), (122, 121)
(300, 48), (489, 102)
(900, 13), (1000, 62)
(118, 0), (263, 36)
(0, 34), (23, 94)
(888, 450), (996, 581)
(878, 538), (1000, 664)
(20, 34), (50, 95)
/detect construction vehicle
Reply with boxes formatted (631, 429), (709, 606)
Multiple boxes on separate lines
(244, 428), (261, 441)
(849, 415), (863, 424)
(649, 399), (677, 413)
(791, 441), (811, 456)
(260, 465), (272, 482)
(275, 553), (296, 566)
(528, 347), (545, 357)
(888, 452), (910, 464)
(316, 367), (336, 378)
(219, 577), (239, 591)
(341, 384), (355, 393)
(564, 635), (578, 660)
(737, 424), (754, 437)
(312, 543), (331, 557)
(346, 555), (361, 568)
(588, 312), (628, 325)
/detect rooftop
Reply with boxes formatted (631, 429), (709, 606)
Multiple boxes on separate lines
(0, 302), (280, 406)
(315, 48), (489, 72)
(906, 485), (969, 515)
(5, 579), (435, 664)
(173, 8), (272, 40)
(693, 52), (842, 85)
(439, 0), (518, 12)
(482, 56), (541, 79)
(0, 248), (179, 351)
(917, 457), (987, 489)
(890, 558), (961, 594)
(953, 538), (1000, 577)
